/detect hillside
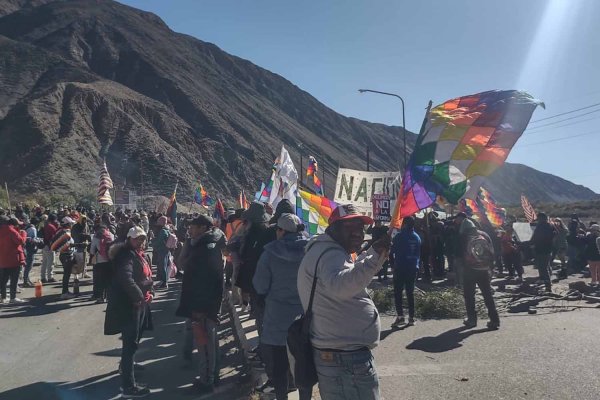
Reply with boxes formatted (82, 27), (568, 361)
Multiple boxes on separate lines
(0, 0), (596, 206)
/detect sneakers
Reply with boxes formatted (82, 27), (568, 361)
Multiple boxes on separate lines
(487, 320), (500, 330)
(83, 273), (91, 279)
(1, 298), (8, 304)
(391, 316), (405, 328)
(41, 278), (48, 284)
(407, 317), (416, 326)
(9, 298), (25, 304)
(255, 379), (274, 394)
(23, 281), (35, 288)
(120, 385), (150, 398)
(48, 277), (58, 283)
(463, 319), (477, 328)
(60, 292), (75, 300)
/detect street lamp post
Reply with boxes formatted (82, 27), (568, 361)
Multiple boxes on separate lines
(358, 89), (407, 171)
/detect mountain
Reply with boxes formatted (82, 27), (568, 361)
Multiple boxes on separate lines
(0, 0), (596, 206)
(484, 164), (597, 205)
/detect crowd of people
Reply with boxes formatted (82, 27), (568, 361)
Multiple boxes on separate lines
(1, 201), (600, 400)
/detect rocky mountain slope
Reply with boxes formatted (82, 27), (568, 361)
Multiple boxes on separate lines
(0, 0), (596, 205)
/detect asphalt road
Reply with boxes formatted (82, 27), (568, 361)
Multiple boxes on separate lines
(375, 310), (599, 400)
(0, 275), (252, 400)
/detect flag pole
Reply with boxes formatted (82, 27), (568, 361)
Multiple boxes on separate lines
(388, 100), (433, 236)
(4, 182), (11, 212)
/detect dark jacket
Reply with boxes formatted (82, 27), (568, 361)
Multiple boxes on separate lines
(531, 221), (556, 254)
(584, 232), (600, 261)
(176, 228), (226, 322)
(391, 228), (421, 271)
(237, 222), (271, 293)
(104, 242), (154, 335)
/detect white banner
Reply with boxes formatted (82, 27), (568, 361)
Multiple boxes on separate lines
(334, 168), (401, 217)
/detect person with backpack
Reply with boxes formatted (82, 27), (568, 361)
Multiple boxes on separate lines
(531, 212), (556, 292)
(90, 224), (115, 303)
(51, 217), (76, 299)
(297, 204), (390, 400)
(454, 212), (500, 330)
(40, 213), (59, 283)
(584, 224), (600, 285)
(390, 216), (421, 328)
(151, 215), (171, 289)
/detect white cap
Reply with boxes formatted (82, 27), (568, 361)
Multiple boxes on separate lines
(127, 226), (147, 239)
(61, 217), (75, 225)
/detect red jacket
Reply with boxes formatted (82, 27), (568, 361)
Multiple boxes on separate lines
(0, 225), (27, 268)
(43, 222), (59, 246)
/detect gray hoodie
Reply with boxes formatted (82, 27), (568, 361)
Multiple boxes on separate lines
(297, 233), (385, 351)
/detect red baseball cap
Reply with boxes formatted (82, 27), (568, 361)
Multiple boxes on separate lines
(328, 204), (374, 225)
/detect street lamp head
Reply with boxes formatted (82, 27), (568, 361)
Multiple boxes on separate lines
(358, 89), (366, 93)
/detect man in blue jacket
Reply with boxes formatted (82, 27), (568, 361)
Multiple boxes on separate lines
(390, 216), (421, 328)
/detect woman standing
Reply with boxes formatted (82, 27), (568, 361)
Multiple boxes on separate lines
(90, 224), (114, 303)
(0, 216), (27, 304)
(104, 226), (154, 398)
(252, 213), (311, 400)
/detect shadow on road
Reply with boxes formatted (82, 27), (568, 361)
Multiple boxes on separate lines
(405, 326), (490, 353)
(0, 280), (253, 400)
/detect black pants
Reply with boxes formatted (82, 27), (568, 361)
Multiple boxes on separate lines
(500, 252), (523, 277)
(93, 262), (112, 299)
(377, 260), (389, 280)
(262, 344), (312, 400)
(463, 268), (499, 323)
(121, 305), (148, 389)
(0, 267), (20, 299)
(393, 268), (417, 318)
(59, 253), (74, 294)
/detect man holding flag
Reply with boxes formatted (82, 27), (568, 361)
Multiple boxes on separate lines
(298, 204), (390, 400)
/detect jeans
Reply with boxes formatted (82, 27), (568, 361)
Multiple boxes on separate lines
(183, 317), (220, 385)
(0, 267), (20, 299)
(93, 262), (112, 299)
(393, 268), (417, 318)
(59, 253), (74, 294)
(463, 267), (499, 324)
(121, 304), (148, 389)
(24, 249), (36, 282)
(534, 252), (552, 287)
(313, 347), (379, 400)
(155, 250), (170, 284)
(41, 246), (55, 280)
(262, 344), (312, 400)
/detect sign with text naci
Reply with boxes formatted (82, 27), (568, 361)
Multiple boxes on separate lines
(334, 168), (400, 217)
(372, 193), (391, 222)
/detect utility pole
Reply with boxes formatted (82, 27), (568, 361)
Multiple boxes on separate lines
(140, 158), (145, 210)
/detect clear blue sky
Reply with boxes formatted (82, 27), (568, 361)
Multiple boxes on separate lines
(121, 0), (600, 193)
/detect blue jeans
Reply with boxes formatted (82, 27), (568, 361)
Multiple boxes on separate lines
(24, 249), (36, 282)
(313, 347), (379, 400)
(155, 250), (170, 284)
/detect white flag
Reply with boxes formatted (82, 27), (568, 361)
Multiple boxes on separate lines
(268, 145), (298, 208)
